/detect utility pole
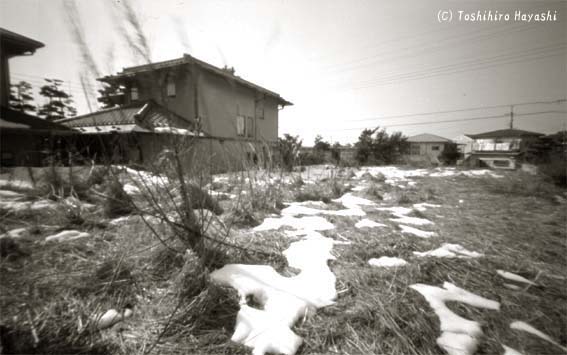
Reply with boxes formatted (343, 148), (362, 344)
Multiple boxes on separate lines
(509, 105), (514, 129)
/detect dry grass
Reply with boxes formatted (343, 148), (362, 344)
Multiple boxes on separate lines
(1, 166), (565, 355)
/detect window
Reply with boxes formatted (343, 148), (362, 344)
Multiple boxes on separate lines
(255, 96), (265, 119)
(236, 115), (245, 136)
(410, 144), (421, 155)
(431, 145), (440, 151)
(131, 86), (139, 101)
(246, 116), (254, 138)
(166, 75), (176, 97)
(493, 160), (510, 167)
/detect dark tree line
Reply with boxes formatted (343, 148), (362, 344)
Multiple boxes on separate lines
(9, 79), (77, 121)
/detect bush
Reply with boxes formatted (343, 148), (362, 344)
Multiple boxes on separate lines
(540, 155), (567, 187)
(439, 143), (462, 166)
(103, 180), (133, 218)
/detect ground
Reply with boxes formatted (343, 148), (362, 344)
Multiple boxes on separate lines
(0, 164), (565, 355)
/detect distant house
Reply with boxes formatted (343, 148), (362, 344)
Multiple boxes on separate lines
(466, 128), (544, 169)
(0, 28), (73, 167)
(406, 133), (452, 163)
(452, 134), (474, 158)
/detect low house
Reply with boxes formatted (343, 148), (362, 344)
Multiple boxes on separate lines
(466, 128), (544, 169)
(1, 28), (73, 167)
(63, 54), (292, 170)
(406, 133), (452, 163)
(56, 100), (201, 165)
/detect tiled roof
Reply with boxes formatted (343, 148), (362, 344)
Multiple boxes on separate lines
(407, 133), (452, 143)
(56, 101), (203, 135)
(98, 54), (292, 106)
(0, 106), (71, 132)
(466, 129), (544, 139)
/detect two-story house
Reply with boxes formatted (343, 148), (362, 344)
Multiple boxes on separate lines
(59, 54), (292, 169)
(466, 128), (543, 169)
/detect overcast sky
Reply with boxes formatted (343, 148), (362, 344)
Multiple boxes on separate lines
(1, 0), (566, 144)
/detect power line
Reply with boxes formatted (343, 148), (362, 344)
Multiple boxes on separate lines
(350, 99), (566, 123)
(316, 110), (567, 132)
(340, 43), (567, 89)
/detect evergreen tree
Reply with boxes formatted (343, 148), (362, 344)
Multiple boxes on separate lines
(97, 83), (123, 109)
(38, 78), (77, 120)
(9, 81), (36, 113)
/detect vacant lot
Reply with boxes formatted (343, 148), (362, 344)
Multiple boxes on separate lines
(0, 165), (565, 355)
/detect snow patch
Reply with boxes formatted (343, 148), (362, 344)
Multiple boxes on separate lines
(502, 344), (524, 355)
(210, 233), (340, 355)
(355, 219), (386, 229)
(0, 227), (27, 239)
(368, 256), (407, 267)
(413, 202), (441, 212)
(510, 321), (567, 352)
(399, 225), (436, 238)
(414, 243), (483, 258)
(45, 230), (91, 243)
(410, 282), (500, 355)
(497, 270), (536, 286)
(254, 216), (334, 232)
(390, 215), (433, 226)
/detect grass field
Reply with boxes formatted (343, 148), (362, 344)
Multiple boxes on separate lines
(0, 165), (565, 355)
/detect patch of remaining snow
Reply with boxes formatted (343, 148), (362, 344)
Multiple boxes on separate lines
(510, 321), (567, 352)
(413, 203), (441, 212)
(502, 345), (523, 355)
(0, 198), (56, 212)
(410, 282), (500, 355)
(123, 183), (141, 195)
(254, 216), (335, 232)
(45, 230), (91, 243)
(414, 243), (483, 258)
(210, 233), (339, 355)
(355, 219), (386, 229)
(390, 215), (433, 226)
(0, 227), (27, 239)
(333, 193), (376, 210)
(377, 206), (413, 215)
(497, 270), (536, 286)
(368, 256), (407, 267)
(503, 283), (522, 291)
(351, 185), (365, 191)
(399, 225), (436, 238)
(281, 197), (368, 218)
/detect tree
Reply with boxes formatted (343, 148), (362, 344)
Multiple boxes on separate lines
(313, 134), (331, 151)
(278, 134), (302, 171)
(9, 81), (36, 113)
(354, 127), (408, 165)
(330, 142), (341, 165)
(38, 78), (77, 120)
(439, 142), (462, 165)
(97, 83), (123, 109)
(354, 128), (376, 164)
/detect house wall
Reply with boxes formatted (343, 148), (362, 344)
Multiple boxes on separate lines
(123, 65), (279, 142)
(197, 70), (279, 142)
(406, 142), (445, 162)
(1, 53), (9, 107)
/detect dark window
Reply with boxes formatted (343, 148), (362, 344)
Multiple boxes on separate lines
(431, 145), (440, 151)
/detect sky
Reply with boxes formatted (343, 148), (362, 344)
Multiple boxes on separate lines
(1, 0), (566, 145)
